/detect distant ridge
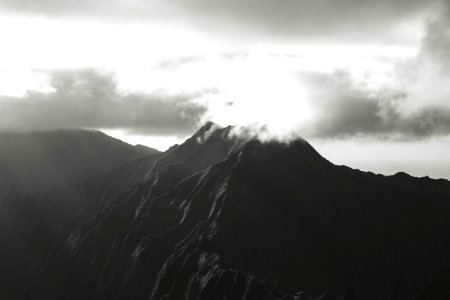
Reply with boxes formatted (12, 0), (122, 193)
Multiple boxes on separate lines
(0, 129), (161, 195)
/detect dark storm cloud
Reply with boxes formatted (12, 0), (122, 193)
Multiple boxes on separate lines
(0, 0), (434, 41)
(303, 71), (450, 139)
(0, 69), (207, 135)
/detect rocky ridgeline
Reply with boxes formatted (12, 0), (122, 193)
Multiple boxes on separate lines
(1, 123), (450, 299)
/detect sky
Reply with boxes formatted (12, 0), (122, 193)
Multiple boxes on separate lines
(1, 0), (450, 179)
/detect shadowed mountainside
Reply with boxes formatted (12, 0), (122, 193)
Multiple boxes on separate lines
(0, 129), (160, 196)
(1, 123), (450, 300)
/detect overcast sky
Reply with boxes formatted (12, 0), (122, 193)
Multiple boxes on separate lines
(1, 0), (450, 178)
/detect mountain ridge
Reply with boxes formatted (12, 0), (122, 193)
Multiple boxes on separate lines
(1, 123), (450, 299)
(0, 129), (160, 196)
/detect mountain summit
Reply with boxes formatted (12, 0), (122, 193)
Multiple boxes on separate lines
(1, 124), (450, 300)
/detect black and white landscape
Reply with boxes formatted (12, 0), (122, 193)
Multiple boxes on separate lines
(2, 0), (450, 299)
(1, 123), (450, 299)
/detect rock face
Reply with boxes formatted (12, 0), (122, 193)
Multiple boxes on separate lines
(0, 129), (160, 196)
(1, 123), (450, 300)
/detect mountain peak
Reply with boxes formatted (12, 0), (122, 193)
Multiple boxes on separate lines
(4, 124), (450, 300)
(191, 122), (318, 153)
(191, 122), (233, 143)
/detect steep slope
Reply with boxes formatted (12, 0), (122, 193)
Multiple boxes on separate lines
(3, 124), (450, 300)
(0, 129), (159, 196)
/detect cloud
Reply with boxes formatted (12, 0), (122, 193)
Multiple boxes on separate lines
(281, 0), (450, 140)
(156, 56), (206, 70)
(302, 71), (392, 137)
(1, 1), (449, 142)
(0, 69), (207, 135)
(0, 0), (175, 21)
(420, 0), (450, 71)
(0, 0), (434, 43)
(301, 67), (450, 140)
(181, 0), (431, 41)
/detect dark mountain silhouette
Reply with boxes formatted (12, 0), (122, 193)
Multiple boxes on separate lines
(0, 129), (160, 196)
(1, 123), (450, 300)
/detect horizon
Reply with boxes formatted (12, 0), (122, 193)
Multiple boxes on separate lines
(4, 124), (450, 181)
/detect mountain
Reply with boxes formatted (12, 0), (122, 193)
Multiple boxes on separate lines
(0, 129), (160, 196)
(1, 123), (450, 300)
